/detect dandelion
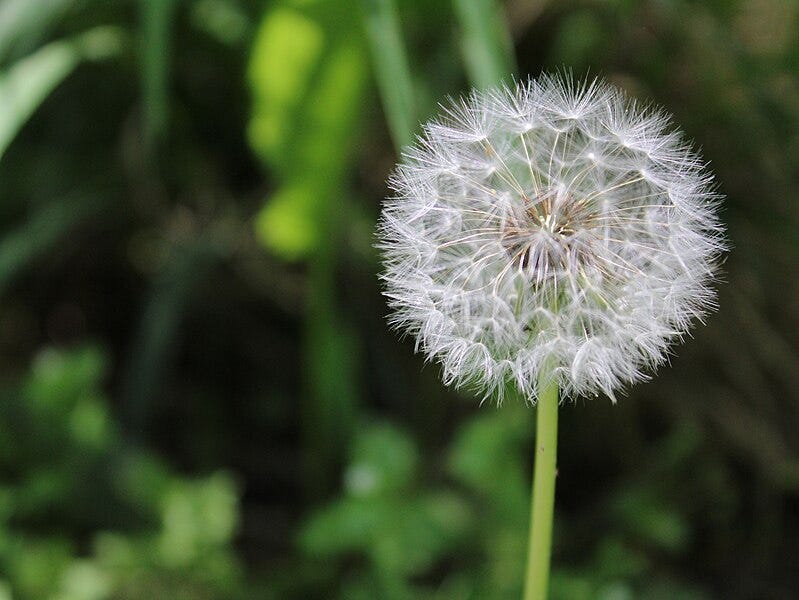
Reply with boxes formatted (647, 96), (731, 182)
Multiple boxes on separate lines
(377, 73), (726, 599)
(378, 74), (724, 401)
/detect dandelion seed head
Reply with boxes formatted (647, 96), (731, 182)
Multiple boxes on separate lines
(377, 74), (726, 403)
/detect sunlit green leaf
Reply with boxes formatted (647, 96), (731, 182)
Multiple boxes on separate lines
(0, 0), (74, 62)
(7, 538), (73, 600)
(248, 3), (367, 259)
(247, 7), (325, 169)
(68, 398), (113, 450)
(25, 346), (106, 414)
(254, 182), (321, 260)
(0, 26), (122, 161)
(158, 473), (239, 568)
(54, 560), (111, 600)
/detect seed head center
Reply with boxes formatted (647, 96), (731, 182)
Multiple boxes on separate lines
(500, 190), (595, 278)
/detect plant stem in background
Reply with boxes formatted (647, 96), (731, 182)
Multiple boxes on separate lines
(452, 0), (516, 90)
(140, 0), (177, 147)
(524, 370), (559, 600)
(360, 0), (416, 150)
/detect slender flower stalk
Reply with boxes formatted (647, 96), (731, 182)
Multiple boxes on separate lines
(525, 366), (558, 599)
(377, 73), (726, 597)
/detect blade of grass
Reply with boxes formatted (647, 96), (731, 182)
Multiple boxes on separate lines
(360, 0), (416, 151)
(452, 0), (515, 89)
(0, 0), (74, 62)
(122, 238), (221, 438)
(0, 26), (122, 161)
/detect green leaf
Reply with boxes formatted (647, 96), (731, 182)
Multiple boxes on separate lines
(24, 346), (107, 414)
(591, 537), (649, 582)
(447, 404), (531, 518)
(248, 5), (369, 500)
(158, 473), (239, 568)
(68, 397), (113, 451)
(247, 4), (367, 260)
(375, 492), (470, 574)
(0, 0), (74, 62)
(299, 498), (390, 557)
(54, 560), (111, 600)
(0, 26), (122, 161)
(612, 489), (690, 554)
(6, 537), (73, 600)
(549, 569), (594, 600)
(345, 423), (419, 498)
(300, 494), (470, 578)
(247, 6), (325, 170)
(254, 181), (322, 260)
(114, 451), (192, 524)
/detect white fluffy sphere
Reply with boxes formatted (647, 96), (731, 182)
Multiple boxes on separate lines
(377, 75), (726, 402)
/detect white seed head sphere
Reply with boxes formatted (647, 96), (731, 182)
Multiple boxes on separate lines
(377, 75), (726, 403)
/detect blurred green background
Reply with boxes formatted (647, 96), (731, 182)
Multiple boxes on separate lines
(0, 0), (797, 598)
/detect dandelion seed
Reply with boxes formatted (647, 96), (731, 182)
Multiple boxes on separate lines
(377, 74), (726, 403)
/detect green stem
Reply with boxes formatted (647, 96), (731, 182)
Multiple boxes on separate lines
(140, 0), (177, 147)
(524, 368), (559, 600)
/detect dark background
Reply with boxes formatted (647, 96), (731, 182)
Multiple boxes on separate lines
(0, 0), (797, 598)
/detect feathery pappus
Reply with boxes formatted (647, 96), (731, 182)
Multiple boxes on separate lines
(377, 74), (726, 403)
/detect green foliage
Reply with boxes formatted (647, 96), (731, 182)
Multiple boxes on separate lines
(299, 421), (472, 598)
(0, 346), (244, 599)
(248, 1), (368, 260)
(294, 412), (715, 599)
